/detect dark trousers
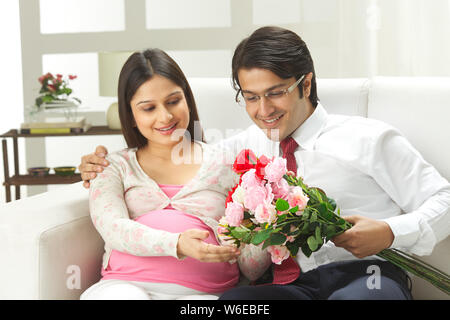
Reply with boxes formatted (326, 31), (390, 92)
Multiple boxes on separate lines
(219, 260), (412, 300)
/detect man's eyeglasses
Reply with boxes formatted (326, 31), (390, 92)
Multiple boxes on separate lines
(236, 75), (305, 107)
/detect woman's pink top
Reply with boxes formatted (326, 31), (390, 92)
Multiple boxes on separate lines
(89, 145), (272, 288)
(101, 184), (239, 293)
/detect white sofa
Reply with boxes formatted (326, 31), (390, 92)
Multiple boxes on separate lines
(1, 77), (449, 300)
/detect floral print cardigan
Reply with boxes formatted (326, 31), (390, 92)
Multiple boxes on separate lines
(89, 142), (271, 281)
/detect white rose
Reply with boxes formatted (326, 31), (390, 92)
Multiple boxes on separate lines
(232, 185), (246, 204)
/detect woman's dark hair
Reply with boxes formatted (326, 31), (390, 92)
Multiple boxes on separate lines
(117, 48), (202, 148)
(232, 26), (319, 107)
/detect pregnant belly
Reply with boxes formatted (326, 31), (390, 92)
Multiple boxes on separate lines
(102, 209), (239, 293)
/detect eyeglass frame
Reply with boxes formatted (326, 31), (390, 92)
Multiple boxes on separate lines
(235, 74), (305, 107)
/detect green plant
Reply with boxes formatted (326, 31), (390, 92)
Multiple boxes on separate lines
(35, 73), (81, 108)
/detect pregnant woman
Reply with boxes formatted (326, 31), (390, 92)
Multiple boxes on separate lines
(80, 49), (271, 300)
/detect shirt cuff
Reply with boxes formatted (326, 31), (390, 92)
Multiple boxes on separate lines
(381, 214), (421, 250)
(171, 232), (187, 260)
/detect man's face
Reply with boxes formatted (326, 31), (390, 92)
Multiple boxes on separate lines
(237, 68), (314, 141)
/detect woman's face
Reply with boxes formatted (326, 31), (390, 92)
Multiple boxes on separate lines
(130, 75), (190, 148)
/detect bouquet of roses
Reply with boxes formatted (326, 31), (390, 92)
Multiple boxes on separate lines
(218, 149), (450, 295)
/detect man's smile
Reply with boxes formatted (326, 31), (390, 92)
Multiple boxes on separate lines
(259, 114), (284, 127)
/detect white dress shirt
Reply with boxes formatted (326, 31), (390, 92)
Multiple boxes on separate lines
(218, 103), (450, 273)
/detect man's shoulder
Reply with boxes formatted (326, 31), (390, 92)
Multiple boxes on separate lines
(317, 114), (403, 154)
(324, 114), (397, 139)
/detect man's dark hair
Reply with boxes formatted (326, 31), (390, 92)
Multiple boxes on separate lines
(117, 48), (203, 148)
(232, 26), (319, 107)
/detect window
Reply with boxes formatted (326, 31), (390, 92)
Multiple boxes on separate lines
(145, 0), (231, 29)
(39, 0), (125, 34)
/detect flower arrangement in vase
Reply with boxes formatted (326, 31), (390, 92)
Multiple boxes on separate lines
(35, 73), (81, 109)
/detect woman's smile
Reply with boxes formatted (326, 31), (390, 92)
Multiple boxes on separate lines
(155, 122), (178, 135)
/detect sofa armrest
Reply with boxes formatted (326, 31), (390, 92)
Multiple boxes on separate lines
(0, 182), (104, 299)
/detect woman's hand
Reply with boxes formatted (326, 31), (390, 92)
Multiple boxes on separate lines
(177, 229), (240, 263)
(78, 145), (110, 188)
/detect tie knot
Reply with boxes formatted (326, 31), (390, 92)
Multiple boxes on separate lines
(280, 137), (298, 157)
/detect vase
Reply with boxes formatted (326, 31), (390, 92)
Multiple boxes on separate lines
(24, 105), (45, 123)
(41, 99), (80, 121)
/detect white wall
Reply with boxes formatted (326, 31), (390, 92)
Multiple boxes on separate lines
(0, 1), (25, 203)
(2, 0), (449, 202)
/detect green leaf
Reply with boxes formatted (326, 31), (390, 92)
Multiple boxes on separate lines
(300, 222), (310, 233)
(35, 97), (43, 107)
(317, 203), (334, 221)
(277, 214), (287, 223)
(307, 235), (318, 251)
(262, 240), (271, 250)
(312, 188), (323, 202)
(275, 198), (290, 212)
(301, 209), (310, 220)
(323, 225), (336, 238)
(301, 244), (312, 257)
(242, 232), (253, 243)
(251, 228), (272, 245)
(315, 226), (323, 245)
(289, 206), (299, 214)
(286, 242), (299, 257)
(268, 233), (287, 246)
(310, 211), (317, 223)
(328, 198), (337, 211)
(230, 227), (248, 239)
(42, 95), (54, 103)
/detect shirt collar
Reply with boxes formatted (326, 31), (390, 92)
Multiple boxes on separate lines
(289, 102), (328, 151)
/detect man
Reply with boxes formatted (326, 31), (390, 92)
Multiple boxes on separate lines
(79, 26), (450, 299)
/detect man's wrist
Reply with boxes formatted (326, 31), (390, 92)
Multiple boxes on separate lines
(382, 221), (395, 249)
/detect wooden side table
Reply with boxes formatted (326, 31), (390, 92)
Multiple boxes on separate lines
(1, 126), (121, 202)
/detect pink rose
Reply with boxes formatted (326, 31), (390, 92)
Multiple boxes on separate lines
(288, 186), (309, 214)
(254, 202), (277, 225)
(267, 245), (290, 265)
(241, 169), (263, 189)
(271, 178), (289, 200)
(244, 185), (268, 211)
(264, 158), (287, 183)
(265, 181), (274, 204)
(225, 202), (244, 227)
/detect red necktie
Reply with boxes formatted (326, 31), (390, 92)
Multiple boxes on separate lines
(272, 136), (301, 284)
(280, 136), (299, 173)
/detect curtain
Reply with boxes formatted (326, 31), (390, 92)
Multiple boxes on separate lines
(296, 0), (450, 78)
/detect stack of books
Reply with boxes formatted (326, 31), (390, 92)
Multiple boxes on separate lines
(20, 117), (91, 134)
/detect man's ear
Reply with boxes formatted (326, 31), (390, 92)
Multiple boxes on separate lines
(302, 72), (314, 98)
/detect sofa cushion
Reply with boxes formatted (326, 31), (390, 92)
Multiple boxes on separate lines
(317, 78), (369, 117)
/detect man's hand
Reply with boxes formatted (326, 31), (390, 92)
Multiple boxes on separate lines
(177, 229), (240, 263)
(78, 145), (109, 189)
(331, 215), (394, 258)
